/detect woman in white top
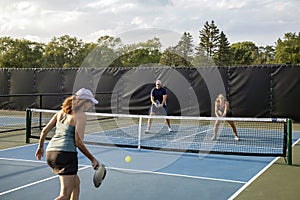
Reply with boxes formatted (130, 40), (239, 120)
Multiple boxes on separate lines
(212, 94), (239, 141)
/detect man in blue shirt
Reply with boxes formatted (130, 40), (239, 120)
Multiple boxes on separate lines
(145, 80), (172, 133)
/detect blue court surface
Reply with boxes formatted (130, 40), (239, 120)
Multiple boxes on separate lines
(1, 131), (299, 200)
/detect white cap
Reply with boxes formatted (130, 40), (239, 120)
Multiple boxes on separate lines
(75, 88), (98, 104)
(156, 80), (162, 85)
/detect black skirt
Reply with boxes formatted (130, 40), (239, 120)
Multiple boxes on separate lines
(46, 151), (78, 175)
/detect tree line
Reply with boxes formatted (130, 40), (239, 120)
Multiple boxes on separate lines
(0, 20), (299, 68)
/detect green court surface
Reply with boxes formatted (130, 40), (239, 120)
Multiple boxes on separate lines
(234, 129), (300, 199)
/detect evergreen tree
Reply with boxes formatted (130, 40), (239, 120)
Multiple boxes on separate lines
(192, 46), (215, 66)
(213, 31), (232, 66)
(174, 32), (194, 66)
(198, 20), (220, 58)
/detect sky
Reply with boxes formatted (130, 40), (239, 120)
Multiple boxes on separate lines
(0, 0), (299, 47)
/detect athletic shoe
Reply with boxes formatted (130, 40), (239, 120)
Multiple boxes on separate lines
(168, 127), (173, 132)
(234, 136), (239, 141)
(145, 129), (150, 133)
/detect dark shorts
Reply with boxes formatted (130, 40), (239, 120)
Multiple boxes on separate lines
(226, 110), (233, 117)
(150, 104), (168, 115)
(46, 151), (78, 175)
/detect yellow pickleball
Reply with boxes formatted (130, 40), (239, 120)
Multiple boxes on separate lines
(125, 156), (132, 163)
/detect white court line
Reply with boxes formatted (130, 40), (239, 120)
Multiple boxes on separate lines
(0, 157), (245, 197)
(0, 174), (59, 196)
(106, 166), (246, 184)
(4, 136), (296, 197)
(0, 143), (40, 152)
(171, 129), (211, 142)
(228, 137), (300, 200)
(0, 158), (89, 196)
(0, 157), (46, 164)
(227, 155), (279, 200)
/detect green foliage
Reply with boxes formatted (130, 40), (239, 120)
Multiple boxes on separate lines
(81, 36), (123, 68)
(195, 21), (232, 66)
(255, 45), (275, 64)
(42, 35), (86, 68)
(160, 32), (194, 67)
(0, 37), (44, 68)
(0, 29), (299, 68)
(121, 48), (161, 67)
(199, 20), (220, 58)
(230, 41), (259, 65)
(120, 38), (162, 67)
(274, 32), (300, 64)
(177, 32), (194, 59)
(192, 47), (215, 66)
(160, 47), (188, 67)
(173, 32), (194, 66)
(213, 31), (232, 66)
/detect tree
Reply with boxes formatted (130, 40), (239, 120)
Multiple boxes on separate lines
(230, 41), (259, 65)
(121, 48), (161, 67)
(192, 46), (215, 66)
(4, 30), (300, 68)
(81, 35), (123, 68)
(42, 35), (85, 68)
(159, 32), (194, 67)
(120, 38), (162, 67)
(0, 37), (17, 68)
(137, 37), (162, 51)
(173, 32), (194, 66)
(255, 45), (275, 64)
(213, 31), (232, 66)
(75, 42), (98, 67)
(160, 47), (184, 67)
(0, 37), (44, 68)
(198, 20), (220, 58)
(274, 32), (300, 64)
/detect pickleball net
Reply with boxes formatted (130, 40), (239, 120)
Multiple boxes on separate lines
(25, 108), (292, 162)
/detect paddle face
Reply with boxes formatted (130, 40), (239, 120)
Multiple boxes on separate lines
(153, 101), (167, 116)
(93, 164), (106, 188)
(155, 100), (160, 107)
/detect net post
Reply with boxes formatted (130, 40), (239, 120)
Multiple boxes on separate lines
(138, 116), (142, 150)
(287, 118), (292, 165)
(25, 108), (32, 143)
